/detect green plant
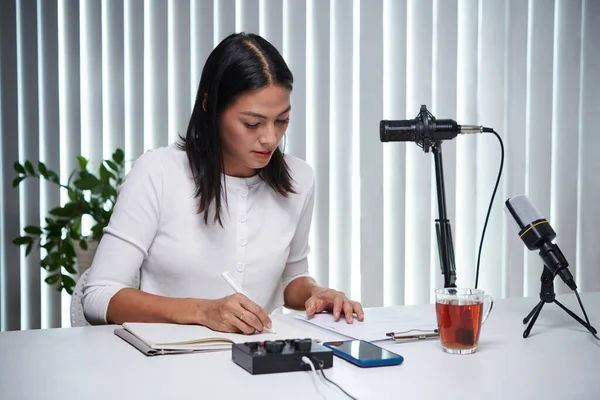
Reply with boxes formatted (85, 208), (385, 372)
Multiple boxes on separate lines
(12, 149), (125, 294)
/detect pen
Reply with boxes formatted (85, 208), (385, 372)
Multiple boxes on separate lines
(386, 329), (439, 341)
(221, 272), (275, 333)
(221, 271), (246, 295)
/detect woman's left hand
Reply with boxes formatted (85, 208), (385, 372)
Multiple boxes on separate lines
(304, 288), (364, 323)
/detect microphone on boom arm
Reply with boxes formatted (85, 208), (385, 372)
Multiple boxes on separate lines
(380, 105), (483, 152)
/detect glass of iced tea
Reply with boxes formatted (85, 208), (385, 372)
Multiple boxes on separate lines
(435, 288), (493, 354)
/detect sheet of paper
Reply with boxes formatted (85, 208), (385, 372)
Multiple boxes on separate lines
(293, 306), (437, 342)
(123, 319), (302, 350)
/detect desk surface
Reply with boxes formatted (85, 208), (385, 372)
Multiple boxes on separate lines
(1, 292), (599, 400)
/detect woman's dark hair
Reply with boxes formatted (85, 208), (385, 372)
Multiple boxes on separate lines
(179, 32), (295, 225)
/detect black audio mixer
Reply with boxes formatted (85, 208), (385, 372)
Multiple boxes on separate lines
(232, 339), (333, 375)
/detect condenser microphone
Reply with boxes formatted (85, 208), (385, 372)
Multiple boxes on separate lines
(380, 105), (483, 144)
(504, 194), (577, 291)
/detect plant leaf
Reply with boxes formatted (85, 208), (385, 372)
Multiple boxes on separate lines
(24, 226), (43, 235)
(47, 171), (60, 185)
(25, 242), (33, 256)
(45, 222), (64, 235)
(45, 252), (62, 271)
(99, 164), (115, 184)
(79, 239), (88, 250)
(112, 148), (125, 165)
(77, 155), (88, 171)
(71, 218), (81, 236)
(62, 274), (76, 289)
(99, 186), (111, 198)
(64, 282), (74, 295)
(42, 239), (57, 252)
(74, 173), (101, 190)
(24, 161), (35, 175)
(14, 162), (26, 174)
(13, 236), (32, 245)
(49, 206), (73, 218)
(44, 274), (60, 285)
(105, 160), (119, 172)
(69, 227), (80, 240)
(64, 240), (76, 259)
(46, 264), (60, 272)
(12, 176), (25, 187)
(38, 162), (48, 177)
(63, 263), (77, 274)
(91, 224), (105, 240)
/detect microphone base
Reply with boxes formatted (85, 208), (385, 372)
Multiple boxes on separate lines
(522, 267), (597, 338)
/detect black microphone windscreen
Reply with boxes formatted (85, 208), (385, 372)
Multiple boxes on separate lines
(379, 119), (419, 142)
(504, 194), (544, 232)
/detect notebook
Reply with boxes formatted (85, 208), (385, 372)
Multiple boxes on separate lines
(115, 320), (301, 356)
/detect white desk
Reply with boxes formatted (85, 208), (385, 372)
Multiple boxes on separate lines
(1, 292), (599, 400)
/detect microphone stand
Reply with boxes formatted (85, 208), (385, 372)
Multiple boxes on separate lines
(523, 249), (597, 338)
(408, 106), (457, 288)
(381, 105), (458, 288)
(431, 141), (457, 288)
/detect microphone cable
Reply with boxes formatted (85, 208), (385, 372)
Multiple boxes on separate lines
(309, 356), (358, 400)
(474, 128), (504, 289)
(301, 356), (327, 399)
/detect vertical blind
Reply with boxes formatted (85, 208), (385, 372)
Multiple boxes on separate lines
(1, 0), (599, 331)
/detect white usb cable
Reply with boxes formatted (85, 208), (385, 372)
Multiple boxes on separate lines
(301, 356), (327, 399)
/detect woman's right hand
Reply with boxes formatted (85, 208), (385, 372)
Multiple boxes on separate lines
(200, 294), (272, 334)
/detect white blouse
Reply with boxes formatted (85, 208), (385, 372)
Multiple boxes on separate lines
(82, 143), (314, 324)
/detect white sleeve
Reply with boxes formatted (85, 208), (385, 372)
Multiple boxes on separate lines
(281, 172), (315, 289)
(82, 150), (163, 324)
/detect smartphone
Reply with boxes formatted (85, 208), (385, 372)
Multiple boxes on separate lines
(322, 340), (404, 368)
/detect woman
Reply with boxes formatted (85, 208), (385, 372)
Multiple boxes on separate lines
(82, 32), (364, 334)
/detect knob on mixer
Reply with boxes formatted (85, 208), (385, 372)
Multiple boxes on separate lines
(294, 338), (312, 352)
(264, 340), (284, 353)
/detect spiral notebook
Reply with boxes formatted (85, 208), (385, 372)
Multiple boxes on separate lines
(115, 321), (298, 356)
